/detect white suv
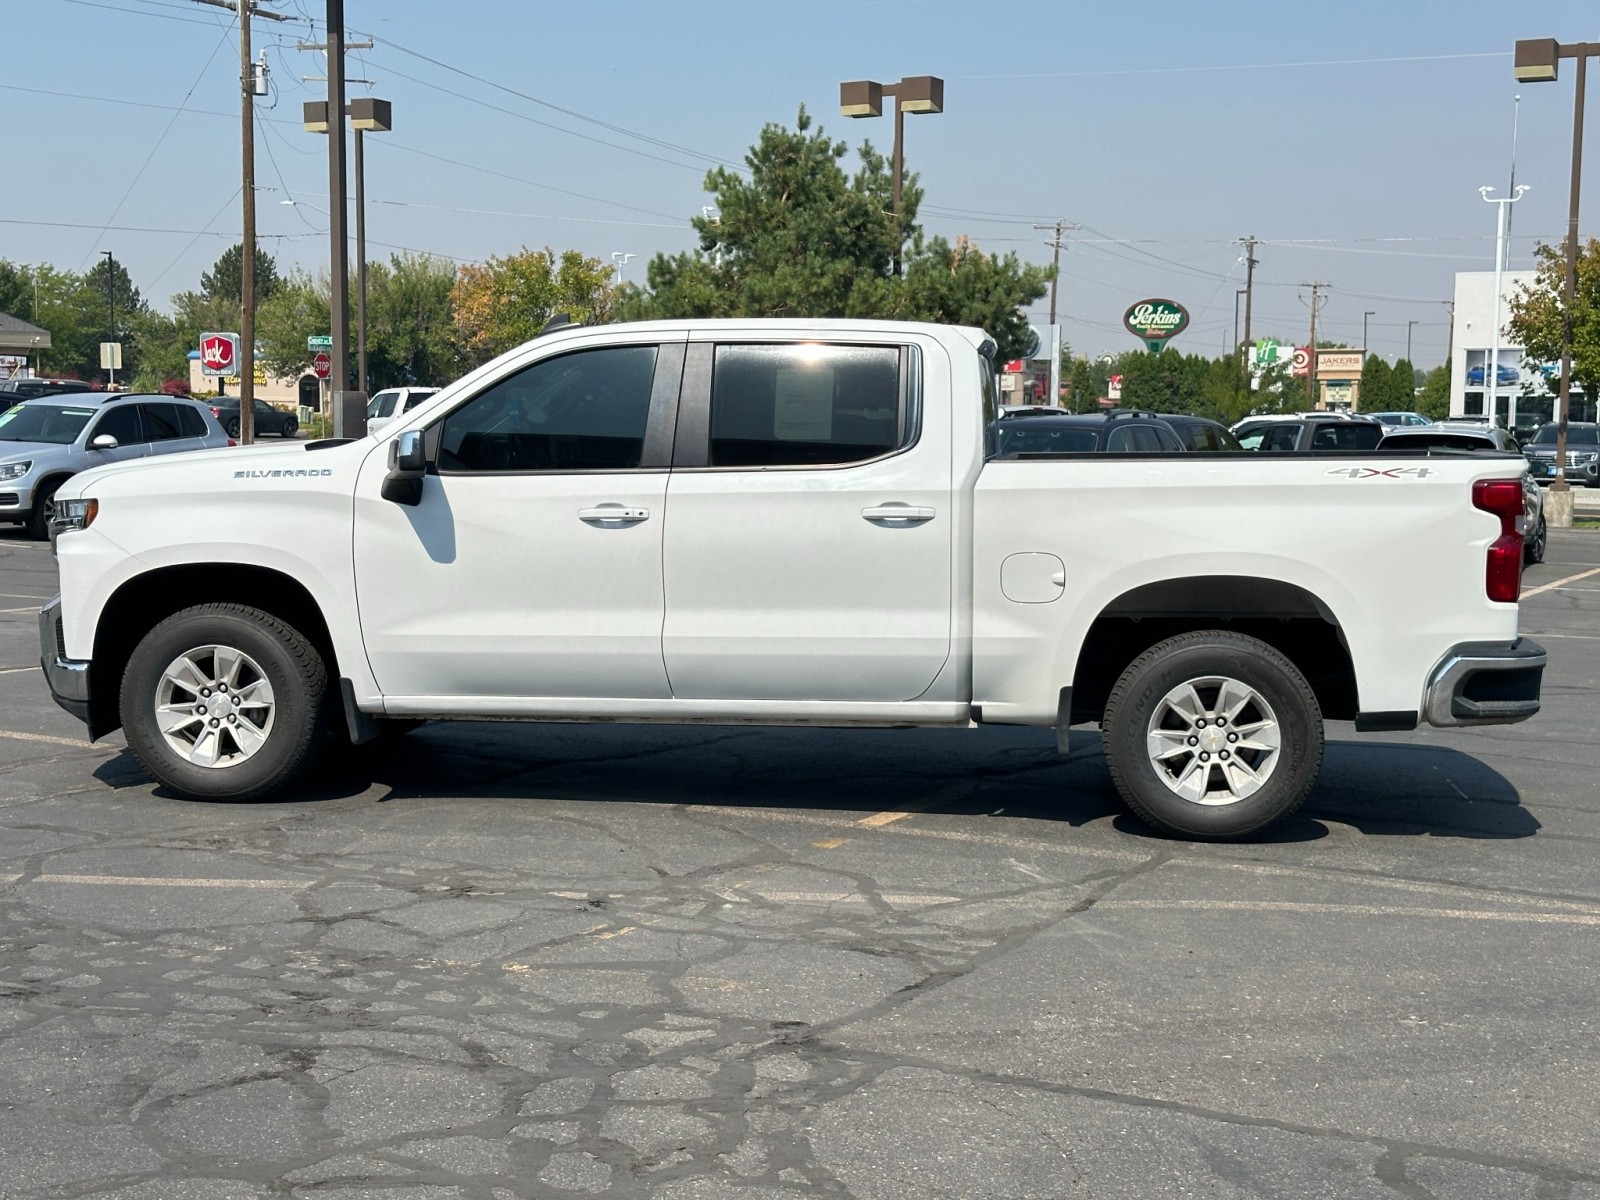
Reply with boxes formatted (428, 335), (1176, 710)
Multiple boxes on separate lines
(365, 387), (439, 437)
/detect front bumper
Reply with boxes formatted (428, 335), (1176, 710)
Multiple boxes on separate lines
(38, 596), (91, 727)
(1423, 639), (1546, 727)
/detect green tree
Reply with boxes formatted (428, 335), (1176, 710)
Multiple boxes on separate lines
(452, 247), (616, 369)
(254, 269), (330, 380)
(200, 243), (280, 308)
(1359, 353), (1393, 412)
(364, 253), (462, 387)
(1390, 358), (1418, 409)
(1507, 237), (1600, 403)
(622, 109), (1048, 361)
(1416, 364), (1450, 420)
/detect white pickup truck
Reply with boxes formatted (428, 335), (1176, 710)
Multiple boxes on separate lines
(39, 319), (1546, 839)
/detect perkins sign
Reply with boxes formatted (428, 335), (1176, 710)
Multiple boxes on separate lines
(1124, 299), (1189, 352)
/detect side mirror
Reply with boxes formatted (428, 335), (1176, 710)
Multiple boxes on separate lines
(382, 429), (426, 506)
(90, 434), (119, 451)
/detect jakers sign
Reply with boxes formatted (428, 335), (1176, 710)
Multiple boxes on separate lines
(1124, 299), (1189, 353)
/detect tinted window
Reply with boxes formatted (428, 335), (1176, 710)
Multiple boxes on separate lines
(1532, 423), (1599, 446)
(993, 423), (1097, 456)
(439, 345), (658, 472)
(1311, 423), (1384, 450)
(369, 390), (400, 418)
(1264, 426), (1301, 452)
(1106, 424), (1167, 452)
(403, 390), (436, 412)
(175, 404), (208, 437)
(140, 403), (183, 442)
(709, 344), (902, 468)
(0, 403), (97, 444)
(91, 405), (142, 445)
(1150, 424), (1184, 452)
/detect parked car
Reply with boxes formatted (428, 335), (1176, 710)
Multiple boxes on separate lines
(1465, 364), (1521, 386)
(208, 397), (299, 439)
(1156, 413), (1242, 451)
(1522, 421), (1600, 487)
(366, 386), (440, 437)
(0, 393), (229, 539)
(1235, 416), (1386, 452)
(1377, 424), (1545, 563)
(989, 409), (1185, 456)
(1230, 410), (1366, 442)
(0, 378), (95, 400)
(1367, 411), (1432, 427)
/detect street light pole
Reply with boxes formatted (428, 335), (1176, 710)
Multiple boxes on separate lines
(100, 250), (115, 389)
(840, 76), (944, 276)
(1481, 184), (1531, 431)
(1406, 320), (1417, 362)
(1514, 37), (1600, 523)
(1362, 310), (1375, 352)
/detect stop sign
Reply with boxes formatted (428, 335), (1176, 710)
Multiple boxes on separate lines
(312, 352), (331, 379)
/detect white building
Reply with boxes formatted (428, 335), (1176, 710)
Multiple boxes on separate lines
(1450, 269), (1592, 432)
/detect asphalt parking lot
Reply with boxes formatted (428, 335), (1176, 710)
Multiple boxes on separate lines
(2, 526), (1598, 1199)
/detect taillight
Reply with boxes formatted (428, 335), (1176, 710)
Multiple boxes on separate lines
(210, 406), (221, 417)
(227, 438), (237, 447)
(1473, 478), (1524, 603)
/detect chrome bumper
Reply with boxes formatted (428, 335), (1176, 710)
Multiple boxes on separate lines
(1424, 639), (1546, 727)
(38, 595), (91, 727)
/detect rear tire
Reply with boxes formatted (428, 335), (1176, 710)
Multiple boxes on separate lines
(1525, 516), (1547, 565)
(226, 418), (240, 439)
(119, 604), (328, 801)
(1100, 631), (1324, 840)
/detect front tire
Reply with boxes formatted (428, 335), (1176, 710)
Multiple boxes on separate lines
(226, 418), (241, 439)
(120, 604), (328, 801)
(25, 479), (62, 541)
(282, 416), (299, 438)
(1100, 631), (1324, 840)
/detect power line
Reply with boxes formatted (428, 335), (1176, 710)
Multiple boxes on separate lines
(75, 17), (237, 271)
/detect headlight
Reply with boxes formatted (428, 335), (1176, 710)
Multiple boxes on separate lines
(52, 497), (99, 534)
(0, 460), (30, 481)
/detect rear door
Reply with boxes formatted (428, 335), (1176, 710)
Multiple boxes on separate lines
(661, 335), (952, 702)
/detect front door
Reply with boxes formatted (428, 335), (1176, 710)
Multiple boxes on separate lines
(662, 337), (953, 702)
(354, 338), (684, 703)
(84, 403), (149, 464)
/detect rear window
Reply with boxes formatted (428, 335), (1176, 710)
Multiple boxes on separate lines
(992, 423), (1098, 456)
(1310, 423), (1384, 450)
(1380, 433), (1492, 453)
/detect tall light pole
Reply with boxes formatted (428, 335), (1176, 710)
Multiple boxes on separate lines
(1362, 310), (1375, 352)
(1406, 320), (1418, 362)
(100, 250), (115, 389)
(839, 75), (944, 276)
(1480, 184), (1531, 431)
(1514, 38), (1598, 524)
(611, 252), (635, 285)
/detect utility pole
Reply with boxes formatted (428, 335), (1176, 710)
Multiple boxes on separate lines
(1240, 235), (1258, 392)
(195, 0), (287, 444)
(1304, 281), (1329, 409)
(1033, 219), (1080, 327)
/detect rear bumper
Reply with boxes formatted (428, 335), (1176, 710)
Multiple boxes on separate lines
(1423, 638), (1546, 727)
(38, 596), (91, 727)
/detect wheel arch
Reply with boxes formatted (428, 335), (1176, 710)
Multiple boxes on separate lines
(1068, 575), (1358, 725)
(88, 563), (339, 739)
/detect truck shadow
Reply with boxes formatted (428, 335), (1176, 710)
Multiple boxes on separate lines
(95, 723), (1538, 843)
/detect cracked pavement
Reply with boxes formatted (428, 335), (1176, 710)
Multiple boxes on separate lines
(2, 528), (1599, 1198)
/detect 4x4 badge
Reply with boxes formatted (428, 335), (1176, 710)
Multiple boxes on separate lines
(1325, 466), (1435, 479)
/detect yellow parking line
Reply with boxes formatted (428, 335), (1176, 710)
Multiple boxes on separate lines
(1523, 566), (1600, 598)
(0, 729), (109, 750)
(855, 810), (916, 828)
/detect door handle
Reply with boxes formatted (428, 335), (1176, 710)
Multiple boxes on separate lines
(861, 505), (935, 523)
(579, 506), (650, 524)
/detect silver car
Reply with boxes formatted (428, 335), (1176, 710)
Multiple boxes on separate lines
(0, 393), (230, 539)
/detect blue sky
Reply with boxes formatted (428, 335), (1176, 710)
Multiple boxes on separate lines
(5, 0), (1597, 367)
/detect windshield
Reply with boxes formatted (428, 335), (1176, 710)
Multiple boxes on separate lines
(993, 423), (1098, 456)
(1531, 424), (1600, 446)
(0, 402), (96, 444)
